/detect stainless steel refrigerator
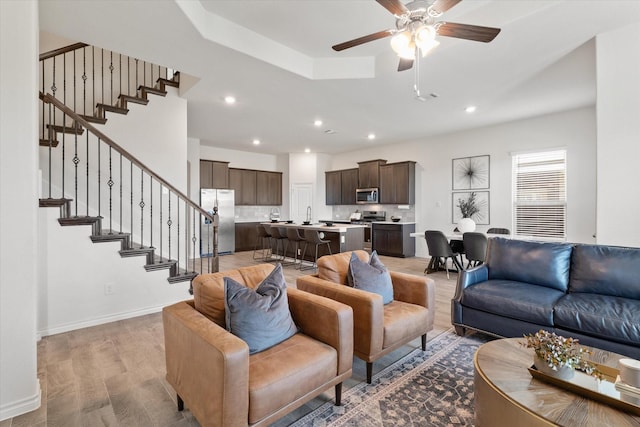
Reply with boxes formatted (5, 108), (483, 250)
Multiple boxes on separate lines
(200, 189), (235, 256)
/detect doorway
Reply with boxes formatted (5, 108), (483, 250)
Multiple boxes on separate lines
(290, 183), (313, 224)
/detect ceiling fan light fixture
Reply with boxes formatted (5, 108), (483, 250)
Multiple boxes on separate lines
(390, 31), (412, 56)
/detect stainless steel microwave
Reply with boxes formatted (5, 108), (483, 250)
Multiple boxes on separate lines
(356, 188), (379, 204)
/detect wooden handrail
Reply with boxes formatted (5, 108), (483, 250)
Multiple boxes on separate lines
(39, 91), (215, 223)
(39, 42), (89, 61)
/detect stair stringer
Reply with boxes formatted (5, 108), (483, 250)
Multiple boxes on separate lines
(38, 206), (191, 337)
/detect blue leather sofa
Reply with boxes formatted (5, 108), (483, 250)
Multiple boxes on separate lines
(451, 237), (640, 358)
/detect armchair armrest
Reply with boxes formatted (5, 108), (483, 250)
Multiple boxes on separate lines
(296, 275), (384, 358)
(163, 300), (249, 427)
(389, 271), (436, 329)
(287, 287), (353, 376)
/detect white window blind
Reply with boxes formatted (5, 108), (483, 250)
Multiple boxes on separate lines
(512, 150), (566, 240)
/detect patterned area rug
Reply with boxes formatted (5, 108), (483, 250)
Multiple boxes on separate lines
(291, 330), (492, 427)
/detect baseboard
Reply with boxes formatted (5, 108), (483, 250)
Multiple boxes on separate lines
(0, 380), (41, 421)
(38, 305), (166, 337)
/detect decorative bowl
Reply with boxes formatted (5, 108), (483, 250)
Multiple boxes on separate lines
(286, 220), (294, 224)
(324, 222), (334, 227)
(270, 219), (279, 223)
(391, 218), (401, 222)
(618, 358), (640, 388)
(302, 221), (311, 225)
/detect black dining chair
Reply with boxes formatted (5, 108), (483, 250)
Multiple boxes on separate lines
(424, 230), (464, 279)
(301, 229), (332, 271)
(487, 227), (510, 235)
(462, 232), (487, 268)
(252, 224), (272, 261)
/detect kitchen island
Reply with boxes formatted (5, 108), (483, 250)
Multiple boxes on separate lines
(261, 222), (366, 259)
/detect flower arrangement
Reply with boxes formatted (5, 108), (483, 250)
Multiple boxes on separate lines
(523, 329), (602, 379)
(457, 192), (480, 219)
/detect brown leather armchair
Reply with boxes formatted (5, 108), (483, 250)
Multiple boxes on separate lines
(163, 264), (353, 427)
(296, 250), (435, 383)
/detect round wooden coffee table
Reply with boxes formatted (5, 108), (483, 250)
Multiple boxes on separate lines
(474, 337), (640, 426)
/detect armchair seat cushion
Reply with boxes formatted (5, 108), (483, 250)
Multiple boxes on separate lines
(461, 280), (565, 326)
(554, 294), (640, 345)
(383, 300), (429, 349)
(248, 333), (337, 424)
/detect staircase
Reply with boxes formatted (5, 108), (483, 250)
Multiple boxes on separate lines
(39, 42), (217, 290)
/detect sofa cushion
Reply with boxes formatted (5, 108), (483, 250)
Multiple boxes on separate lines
(317, 250), (370, 285)
(554, 293), (640, 346)
(248, 333), (337, 424)
(347, 251), (394, 304)
(569, 244), (640, 299)
(486, 238), (572, 292)
(382, 300), (429, 349)
(461, 280), (565, 326)
(224, 263), (298, 354)
(193, 263), (276, 327)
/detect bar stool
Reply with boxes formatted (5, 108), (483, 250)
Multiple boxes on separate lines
(301, 229), (332, 270)
(269, 226), (288, 262)
(252, 225), (272, 261)
(286, 228), (306, 269)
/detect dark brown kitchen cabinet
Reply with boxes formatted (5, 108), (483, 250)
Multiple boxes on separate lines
(199, 160), (229, 188)
(325, 168), (358, 205)
(358, 159), (387, 189)
(371, 222), (415, 257)
(235, 222), (260, 252)
(256, 171), (282, 205)
(379, 161), (415, 205)
(229, 168), (257, 205)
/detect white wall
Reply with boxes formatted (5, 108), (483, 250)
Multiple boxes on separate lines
(0, 0), (41, 420)
(332, 107), (597, 256)
(596, 23), (640, 246)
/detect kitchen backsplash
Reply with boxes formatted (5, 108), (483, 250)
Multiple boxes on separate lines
(235, 206), (282, 222)
(332, 205), (415, 222)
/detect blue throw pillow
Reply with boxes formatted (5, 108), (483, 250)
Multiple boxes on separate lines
(348, 251), (394, 304)
(224, 263), (298, 354)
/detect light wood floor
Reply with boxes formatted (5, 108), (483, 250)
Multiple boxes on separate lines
(2, 251), (459, 427)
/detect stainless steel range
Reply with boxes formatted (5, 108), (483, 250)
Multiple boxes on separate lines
(354, 210), (386, 251)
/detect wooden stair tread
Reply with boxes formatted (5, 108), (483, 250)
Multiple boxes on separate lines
(119, 246), (155, 257)
(80, 114), (107, 125)
(145, 259), (177, 272)
(39, 198), (72, 207)
(58, 216), (101, 226)
(167, 271), (198, 284)
(39, 138), (59, 147)
(47, 124), (84, 135)
(97, 103), (128, 115)
(118, 95), (149, 105)
(91, 232), (130, 242)
(140, 86), (167, 97)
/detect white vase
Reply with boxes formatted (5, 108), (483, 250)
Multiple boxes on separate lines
(534, 355), (574, 380)
(457, 217), (476, 233)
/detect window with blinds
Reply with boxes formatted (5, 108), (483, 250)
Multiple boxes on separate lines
(512, 150), (566, 240)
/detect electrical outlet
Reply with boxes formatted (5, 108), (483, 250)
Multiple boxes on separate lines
(104, 283), (114, 295)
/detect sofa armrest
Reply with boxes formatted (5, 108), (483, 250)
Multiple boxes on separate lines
(163, 300), (249, 427)
(287, 287), (353, 376)
(296, 275), (384, 357)
(389, 271), (436, 329)
(452, 265), (489, 301)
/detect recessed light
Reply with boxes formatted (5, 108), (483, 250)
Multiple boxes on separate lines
(314, 119), (323, 127)
(224, 96), (236, 105)
(252, 139), (260, 145)
(304, 148), (311, 153)
(368, 133), (376, 140)
(465, 105), (477, 113)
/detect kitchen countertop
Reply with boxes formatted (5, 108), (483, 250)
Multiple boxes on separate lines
(371, 221), (416, 225)
(261, 222), (367, 233)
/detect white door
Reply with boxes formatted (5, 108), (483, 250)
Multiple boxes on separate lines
(291, 183), (313, 224)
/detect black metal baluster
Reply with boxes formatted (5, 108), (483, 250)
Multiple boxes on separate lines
(119, 153), (123, 234)
(73, 50), (76, 112)
(192, 207), (197, 274)
(82, 46), (86, 116)
(41, 61), (44, 142)
(127, 56), (131, 96)
(199, 213), (204, 274)
(101, 49), (104, 107)
(143, 60), (147, 89)
(85, 131), (89, 217)
(47, 102), (52, 198)
(150, 176), (153, 249)
(185, 202), (188, 276)
(110, 51), (114, 105)
(177, 197), (180, 271)
(135, 59), (139, 95)
(92, 47), (95, 117)
(73, 133), (79, 217)
(62, 54), (66, 198)
(108, 146), (114, 234)
(119, 53), (122, 99)
(167, 190), (172, 261)
(97, 138), (101, 218)
(130, 161), (133, 245)
(160, 185), (163, 261)
(140, 169), (144, 247)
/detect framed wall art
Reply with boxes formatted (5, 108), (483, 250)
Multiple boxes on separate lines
(452, 155), (490, 190)
(452, 191), (490, 225)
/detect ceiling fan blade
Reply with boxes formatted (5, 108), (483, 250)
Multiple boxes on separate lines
(397, 57), (414, 72)
(376, 0), (409, 16)
(437, 22), (501, 43)
(332, 29), (394, 51)
(430, 0), (462, 14)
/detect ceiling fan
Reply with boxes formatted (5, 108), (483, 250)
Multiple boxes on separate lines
(332, 0), (501, 72)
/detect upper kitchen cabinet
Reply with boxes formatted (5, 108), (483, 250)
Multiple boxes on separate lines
(200, 160), (229, 189)
(229, 168), (257, 205)
(229, 168), (282, 206)
(326, 168), (358, 205)
(379, 161), (416, 205)
(256, 171), (282, 205)
(357, 159), (387, 189)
